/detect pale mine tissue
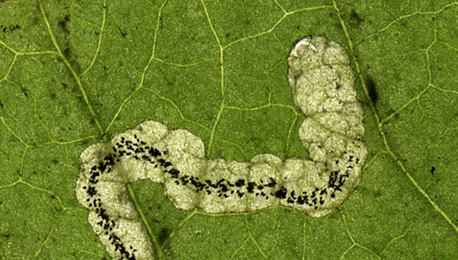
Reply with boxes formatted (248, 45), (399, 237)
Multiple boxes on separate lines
(75, 35), (367, 260)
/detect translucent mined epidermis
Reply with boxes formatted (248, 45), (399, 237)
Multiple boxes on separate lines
(75, 35), (367, 260)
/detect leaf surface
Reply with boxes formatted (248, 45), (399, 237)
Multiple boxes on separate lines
(0, 0), (457, 259)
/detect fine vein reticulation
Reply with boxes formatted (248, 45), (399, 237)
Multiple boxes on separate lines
(75, 35), (367, 260)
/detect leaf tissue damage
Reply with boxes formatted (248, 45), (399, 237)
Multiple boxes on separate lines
(349, 9), (363, 27)
(58, 14), (70, 34)
(1, 0), (457, 259)
(366, 75), (378, 105)
(75, 36), (367, 259)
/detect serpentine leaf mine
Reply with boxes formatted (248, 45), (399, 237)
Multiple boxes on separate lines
(75, 35), (367, 260)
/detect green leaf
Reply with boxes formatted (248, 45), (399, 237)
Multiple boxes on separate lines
(1, 0), (457, 259)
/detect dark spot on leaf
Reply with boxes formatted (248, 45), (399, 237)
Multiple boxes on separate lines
(49, 194), (56, 200)
(51, 159), (59, 164)
(77, 95), (84, 104)
(366, 75), (378, 104)
(0, 101), (3, 109)
(430, 166), (435, 175)
(10, 24), (20, 31)
(118, 26), (127, 38)
(0, 24), (20, 33)
(58, 14), (70, 34)
(62, 45), (81, 72)
(157, 228), (170, 245)
(349, 9), (363, 26)
(50, 92), (56, 99)
(159, 68), (173, 86)
(21, 86), (29, 98)
(81, 139), (91, 146)
(31, 15), (39, 25)
(63, 47), (71, 60)
(62, 82), (68, 89)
